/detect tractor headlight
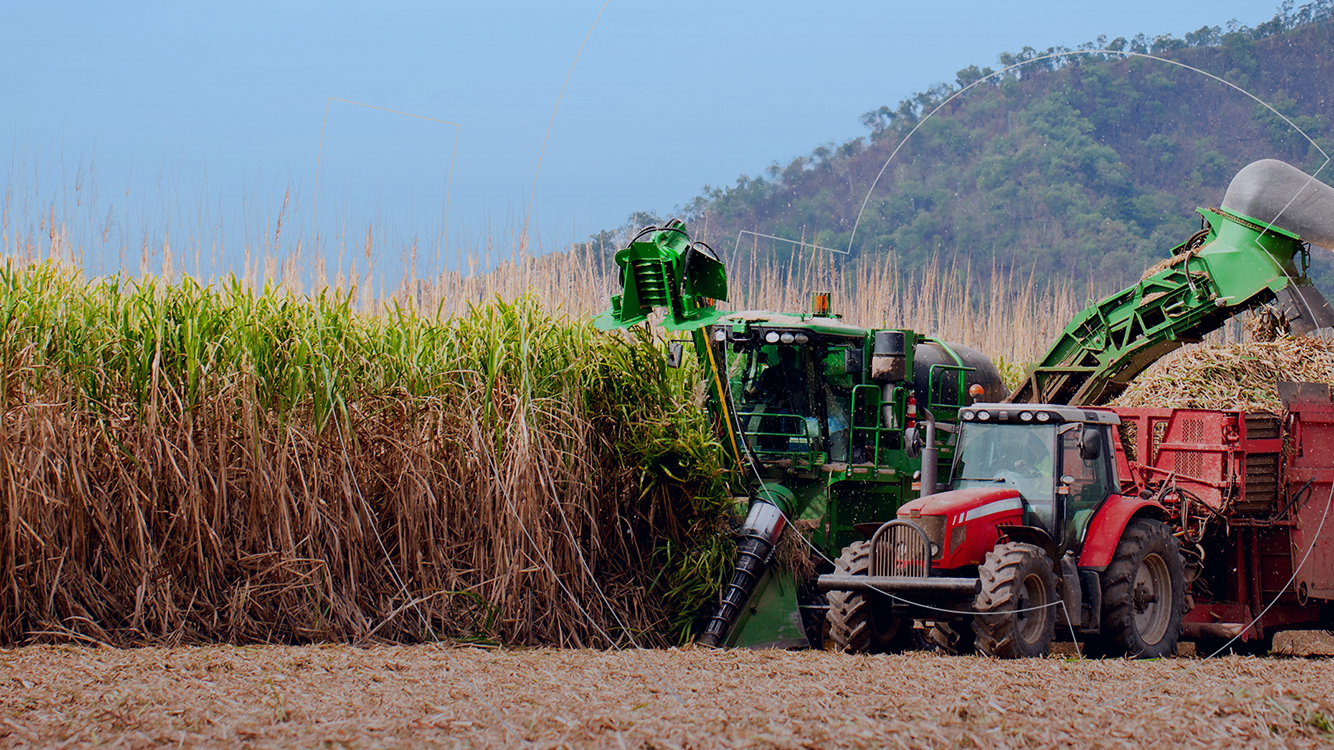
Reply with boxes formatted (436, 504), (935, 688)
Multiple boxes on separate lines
(780, 332), (795, 344)
(961, 410), (974, 421)
(1020, 411), (1033, 422)
(765, 331), (780, 343)
(713, 330), (727, 342)
(1036, 411), (1050, 422)
(977, 410), (990, 421)
(794, 333), (810, 344)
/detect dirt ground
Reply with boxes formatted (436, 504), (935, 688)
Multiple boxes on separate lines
(1, 639), (1332, 749)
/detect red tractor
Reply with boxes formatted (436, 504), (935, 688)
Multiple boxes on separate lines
(818, 403), (1188, 658)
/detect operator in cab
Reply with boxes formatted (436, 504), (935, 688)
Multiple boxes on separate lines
(752, 346), (806, 414)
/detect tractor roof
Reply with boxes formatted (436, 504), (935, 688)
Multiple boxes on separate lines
(961, 403), (1121, 426)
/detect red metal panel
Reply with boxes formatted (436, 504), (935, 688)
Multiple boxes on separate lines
(1182, 602), (1252, 624)
(1113, 407), (1284, 515)
(1114, 408), (1226, 508)
(1287, 401), (1334, 599)
(1077, 495), (1167, 569)
(1256, 527), (1296, 598)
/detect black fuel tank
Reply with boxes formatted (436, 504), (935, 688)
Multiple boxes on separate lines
(911, 340), (1006, 410)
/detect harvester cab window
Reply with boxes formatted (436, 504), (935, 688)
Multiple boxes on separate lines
(822, 345), (856, 462)
(954, 423), (1057, 528)
(749, 345), (807, 413)
(737, 344), (813, 454)
(1058, 426), (1111, 547)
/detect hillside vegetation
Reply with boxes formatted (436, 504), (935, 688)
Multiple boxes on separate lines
(595, 2), (1334, 297)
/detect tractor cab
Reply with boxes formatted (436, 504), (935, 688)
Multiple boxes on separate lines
(951, 405), (1119, 555)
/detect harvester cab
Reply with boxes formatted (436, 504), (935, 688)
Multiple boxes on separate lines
(818, 404), (1188, 659)
(594, 219), (1006, 649)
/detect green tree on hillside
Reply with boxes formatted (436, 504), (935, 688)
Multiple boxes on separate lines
(587, 1), (1334, 296)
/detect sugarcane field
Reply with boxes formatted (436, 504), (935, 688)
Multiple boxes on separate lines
(8, 2), (1334, 749)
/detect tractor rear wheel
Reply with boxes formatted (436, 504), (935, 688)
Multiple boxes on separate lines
(1100, 518), (1186, 658)
(973, 542), (1057, 658)
(827, 541), (913, 653)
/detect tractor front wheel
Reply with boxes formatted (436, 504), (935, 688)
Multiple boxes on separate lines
(973, 542), (1057, 658)
(1100, 518), (1186, 658)
(827, 541), (913, 653)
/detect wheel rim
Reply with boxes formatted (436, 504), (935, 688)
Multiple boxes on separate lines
(1133, 552), (1172, 645)
(1016, 572), (1050, 645)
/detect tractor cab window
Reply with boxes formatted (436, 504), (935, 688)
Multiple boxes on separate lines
(953, 423), (1057, 529)
(1058, 425), (1111, 546)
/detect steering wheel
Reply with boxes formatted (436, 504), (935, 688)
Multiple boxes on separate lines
(1009, 460), (1042, 479)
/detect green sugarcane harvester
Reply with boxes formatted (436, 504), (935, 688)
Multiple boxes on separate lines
(594, 225), (1006, 648)
(596, 159), (1334, 650)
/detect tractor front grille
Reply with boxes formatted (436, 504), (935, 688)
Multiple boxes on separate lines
(870, 521), (932, 578)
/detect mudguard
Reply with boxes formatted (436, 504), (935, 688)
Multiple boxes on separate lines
(1077, 494), (1168, 570)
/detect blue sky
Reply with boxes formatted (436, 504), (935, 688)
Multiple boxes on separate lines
(2, 1), (1284, 278)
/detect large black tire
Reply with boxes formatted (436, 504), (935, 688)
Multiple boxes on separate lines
(926, 619), (977, 655)
(973, 542), (1057, 658)
(827, 541), (914, 653)
(1100, 518), (1186, 658)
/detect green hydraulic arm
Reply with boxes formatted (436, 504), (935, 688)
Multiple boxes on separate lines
(1009, 160), (1334, 406)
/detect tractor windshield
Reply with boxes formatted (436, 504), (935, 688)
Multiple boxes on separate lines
(953, 423), (1058, 528)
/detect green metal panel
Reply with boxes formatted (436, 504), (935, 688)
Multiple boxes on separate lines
(725, 569), (808, 649)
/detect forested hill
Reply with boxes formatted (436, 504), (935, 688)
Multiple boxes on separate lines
(591, 2), (1334, 295)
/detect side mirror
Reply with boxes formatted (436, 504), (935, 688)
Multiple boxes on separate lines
(1079, 426), (1103, 461)
(666, 342), (683, 369)
(844, 348), (864, 375)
